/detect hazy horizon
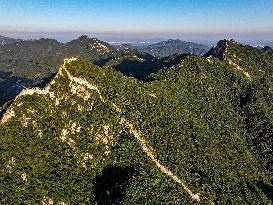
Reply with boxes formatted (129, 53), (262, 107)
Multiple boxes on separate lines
(1, 31), (272, 46)
(1, 0), (273, 46)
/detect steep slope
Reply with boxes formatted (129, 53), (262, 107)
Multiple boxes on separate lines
(204, 39), (273, 80)
(99, 53), (188, 80)
(0, 38), (67, 108)
(205, 39), (273, 172)
(0, 38), (65, 78)
(1, 55), (273, 204)
(1, 36), (196, 107)
(138, 39), (210, 57)
(0, 35), (152, 107)
(65, 35), (118, 60)
(0, 36), (119, 79)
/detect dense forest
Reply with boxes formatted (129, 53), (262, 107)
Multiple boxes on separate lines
(0, 36), (210, 108)
(0, 35), (158, 108)
(0, 39), (273, 204)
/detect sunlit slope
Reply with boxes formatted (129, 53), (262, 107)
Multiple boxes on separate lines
(0, 55), (273, 204)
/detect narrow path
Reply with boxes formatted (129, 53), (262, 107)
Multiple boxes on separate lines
(120, 117), (201, 202)
(64, 67), (105, 102)
(228, 59), (251, 80)
(63, 66), (203, 202)
(1, 60), (211, 203)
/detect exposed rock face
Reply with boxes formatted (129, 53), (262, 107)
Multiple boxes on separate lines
(203, 39), (228, 60)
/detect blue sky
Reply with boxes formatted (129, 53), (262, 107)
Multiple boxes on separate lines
(0, 0), (273, 41)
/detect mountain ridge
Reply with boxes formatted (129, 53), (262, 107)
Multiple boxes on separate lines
(1, 57), (205, 202)
(1, 36), (209, 107)
(0, 35), (155, 107)
(116, 39), (210, 57)
(1, 41), (273, 203)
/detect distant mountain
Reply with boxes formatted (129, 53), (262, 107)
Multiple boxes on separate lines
(1, 40), (273, 204)
(0, 35), (159, 79)
(1, 35), (272, 110)
(113, 43), (138, 50)
(204, 39), (273, 80)
(0, 35), (20, 45)
(0, 36), (122, 78)
(0, 35), (164, 107)
(262, 46), (272, 51)
(65, 35), (118, 60)
(137, 39), (210, 57)
(0, 36), (117, 107)
(0, 36), (210, 80)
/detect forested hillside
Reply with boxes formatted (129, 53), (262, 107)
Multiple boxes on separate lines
(0, 36), (208, 108)
(0, 35), (159, 107)
(1, 40), (273, 204)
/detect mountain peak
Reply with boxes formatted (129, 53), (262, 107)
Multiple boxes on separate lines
(140, 39), (209, 57)
(262, 46), (272, 51)
(166, 39), (181, 43)
(203, 39), (227, 60)
(76, 35), (101, 43)
(65, 36), (116, 56)
(37, 38), (61, 44)
(204, 39), (240, 60)
(78, 35), (90, 41)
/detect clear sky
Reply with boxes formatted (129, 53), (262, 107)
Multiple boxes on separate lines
(0, 0), (273, 41)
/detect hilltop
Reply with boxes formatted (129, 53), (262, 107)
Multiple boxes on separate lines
(0, 36), (211, 108)
(0, 35), (158, 107)
(205, 39), (273, 80)
(0, 36), (118, 79)
(1, 39), (273, 204)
